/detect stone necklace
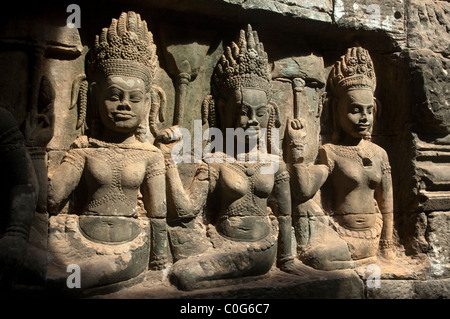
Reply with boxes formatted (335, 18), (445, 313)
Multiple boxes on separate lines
(328, 143), (375, 167)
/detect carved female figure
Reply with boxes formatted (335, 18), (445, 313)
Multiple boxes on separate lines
(47, 12), (167, 291)
(159, 25), (308, 291)
(288, 47), (395, 270)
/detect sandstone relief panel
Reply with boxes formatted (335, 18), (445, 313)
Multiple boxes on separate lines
(0, 0), (449, 300)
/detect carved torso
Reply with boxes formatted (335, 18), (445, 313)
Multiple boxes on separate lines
(207, 155), (285, 242)
(320, 140), (390, 230)
(62, 137), (164, 217)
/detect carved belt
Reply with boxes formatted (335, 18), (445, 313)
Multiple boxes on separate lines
(330, 212), (383, 240)
(78, 215), (141, 243)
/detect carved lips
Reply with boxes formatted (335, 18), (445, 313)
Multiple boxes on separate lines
(112, 111), (136, 121)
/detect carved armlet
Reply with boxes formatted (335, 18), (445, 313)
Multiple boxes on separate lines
(274, 170), (290, 185)
(381, 162), (391, 175)
(61, 149), (85, 173)
(145, 162), (166, 179)
(164, 157), (177, 170)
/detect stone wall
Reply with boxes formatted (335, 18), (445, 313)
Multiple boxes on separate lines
(0, 0), (448, 298)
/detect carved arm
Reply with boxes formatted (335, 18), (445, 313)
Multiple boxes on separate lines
(375, 150), (394, 257)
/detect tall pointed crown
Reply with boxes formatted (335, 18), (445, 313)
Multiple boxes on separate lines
(89, 11), (158, 90)
(328, 47), (376, 97)
(213, 25), (271, 97)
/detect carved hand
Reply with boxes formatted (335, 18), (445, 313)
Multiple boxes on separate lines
(23, 76), (55, 148)
(285, 118), (307, 164)
(155, 125), (182, 158)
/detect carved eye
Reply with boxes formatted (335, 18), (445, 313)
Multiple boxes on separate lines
(130, 93), (143, 103)
(256, 107), (267, 117)
(350, 107), (360, 114)
(110, 95), (120, 101)
(107, 88), (122, 101)
(130, 97), (142, 103)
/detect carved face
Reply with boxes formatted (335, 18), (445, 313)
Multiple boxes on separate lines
(97, 75), (149, 135)
(337, 89), (374, 140)
(219, 88), (270, 149)
(235, 88), (270, 130)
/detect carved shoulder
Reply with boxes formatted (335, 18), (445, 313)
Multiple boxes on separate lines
(367, 142), (391, 174)
(70, 135), (89, 149)
(274, 158), (290, 183)
(61, 147), (87, 173)
(318, 144), (335, 173)
(368, 142), (389, 160)
(145, 148), (165, 178)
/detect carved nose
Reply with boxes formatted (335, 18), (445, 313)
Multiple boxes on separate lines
(248, 119), (259, 126)
(118, 99), (131, 110)
(247, 114), (259, 127)
(360, 112), (368, 122)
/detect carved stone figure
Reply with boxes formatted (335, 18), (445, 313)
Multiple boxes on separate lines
(0, 75), (55, 291)
(0, 107), (37, 291)
(158, 25), (313, 291)
(47, 12), (168, 293)
(288, 47), (395, 270)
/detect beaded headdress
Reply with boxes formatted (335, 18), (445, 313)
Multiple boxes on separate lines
(89, 11), (158, 90)
(324, 47), (378, 142)
(328, 47), (376, 97)
(212, 24), (271, 97)
(203, 25), (280, 153)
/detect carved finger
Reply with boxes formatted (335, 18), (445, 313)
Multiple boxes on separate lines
(298, 118), (306, 130)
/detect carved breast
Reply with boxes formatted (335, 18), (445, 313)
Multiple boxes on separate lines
(325, 143), (385, 216)
(334, 158), (382, 190)
(215, 162), (274, 241)
(81, 147), (151, 216)
(219, 163), (274, 202)
(84, 148), (147, 190)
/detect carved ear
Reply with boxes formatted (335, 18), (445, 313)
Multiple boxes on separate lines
(152, 85), (166, 123)
(201, 95), (215, 127)
(70, 74), (88, 130)
(70, 74), (86, 111)
(148, 85), (167, 137)
(374, 96), (382, 124)
(268, 102), (281, 129)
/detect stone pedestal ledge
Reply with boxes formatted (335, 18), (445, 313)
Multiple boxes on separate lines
(93, 267), (364, 299)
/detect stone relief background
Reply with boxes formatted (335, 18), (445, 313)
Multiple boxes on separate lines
(0, 0), (448, 298)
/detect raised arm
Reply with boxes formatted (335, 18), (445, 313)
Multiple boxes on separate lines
(165, 159), (210, 221)
(156, 127), (211, 222)
(285, 118), (328, 202)
(268, 160), (294, 264)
